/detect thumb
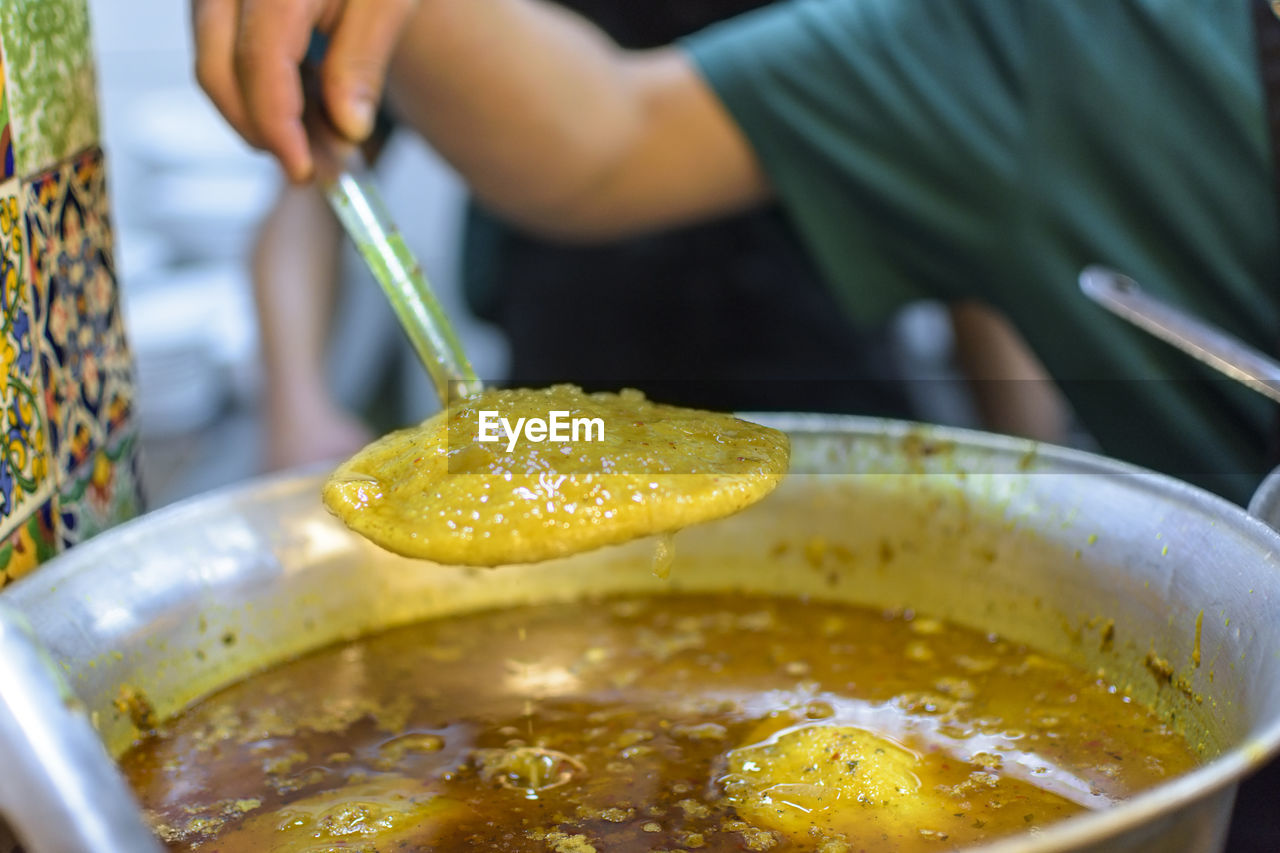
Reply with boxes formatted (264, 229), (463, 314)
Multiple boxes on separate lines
(321, 0), (417, 141)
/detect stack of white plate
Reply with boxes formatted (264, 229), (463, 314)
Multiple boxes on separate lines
(122, 264), (257, 438)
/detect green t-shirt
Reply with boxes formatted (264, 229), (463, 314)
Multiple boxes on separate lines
(684, 0), (1279, 504)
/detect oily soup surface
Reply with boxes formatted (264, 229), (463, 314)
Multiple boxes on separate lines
(123, 595), (1198, 853)
(324, 386), (789, 565)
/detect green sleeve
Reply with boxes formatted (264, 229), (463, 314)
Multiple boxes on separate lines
(682, 0), (1280, 504)
(683, 0), (1030, 324)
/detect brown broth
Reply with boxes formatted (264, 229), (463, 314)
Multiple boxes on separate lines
(120, 594), (1198, 852)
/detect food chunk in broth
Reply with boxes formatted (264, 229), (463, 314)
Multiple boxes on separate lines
(208, 777), (467, 852)
(324, 385), (789, 565)
(122, 594), (1199, 852)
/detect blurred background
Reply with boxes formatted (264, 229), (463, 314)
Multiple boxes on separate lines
(91, 0), (509, 506)
(92, 0), (1052, 510)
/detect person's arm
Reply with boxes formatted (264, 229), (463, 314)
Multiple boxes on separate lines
(252, 182), (372, 471)
(949, 302), (1069, 444)
(385, 0), (767, 238)
(193, 0), (768, 239)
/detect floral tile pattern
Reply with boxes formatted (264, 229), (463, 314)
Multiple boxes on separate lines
(0, 495), (57, 587)
(0, 0), (141, 590)
(0, 177), (51, 529)
(58, 428), (139, 548)
(0, 0), (99, 179)
(26, 147), (134, 487)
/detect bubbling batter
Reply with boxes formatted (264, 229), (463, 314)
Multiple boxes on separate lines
(324, 386), (789, 565)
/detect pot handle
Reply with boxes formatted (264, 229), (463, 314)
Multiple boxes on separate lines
(1248, 468), (1280, 532)
(0, 602), (162, 853)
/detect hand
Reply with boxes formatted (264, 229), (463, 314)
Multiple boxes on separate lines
(192, 0), (417, 181)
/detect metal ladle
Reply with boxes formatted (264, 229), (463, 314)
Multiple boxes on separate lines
(304, 79), (482, 405)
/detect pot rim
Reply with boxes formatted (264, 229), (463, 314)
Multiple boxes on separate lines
(7, 413), (1280, 852)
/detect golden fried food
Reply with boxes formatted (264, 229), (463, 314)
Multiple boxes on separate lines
(204, 777), (468, 852)
(324, 386), (789, 565)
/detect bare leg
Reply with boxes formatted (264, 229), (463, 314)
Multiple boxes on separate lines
(252, 182), (373, 471)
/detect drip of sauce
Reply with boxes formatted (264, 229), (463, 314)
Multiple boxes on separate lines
(476, 746), (587, 799)
(651, 533), (676, 579)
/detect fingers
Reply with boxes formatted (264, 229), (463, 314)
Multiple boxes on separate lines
(193, 0), (410, 180)
(193, 0), (255, 145)
(322, 0), (417, 142)
(235, 0), (322, 180)
(192, 0), (321, 180)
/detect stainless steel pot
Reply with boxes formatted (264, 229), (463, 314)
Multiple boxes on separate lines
(2, 415), (1279, 852)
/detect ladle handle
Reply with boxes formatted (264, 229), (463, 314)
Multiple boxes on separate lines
(315, 151), (482, 404)
(303, 53), (482, 406)
(1079, 266), (1280, 405)
(0, 602), (162, 852)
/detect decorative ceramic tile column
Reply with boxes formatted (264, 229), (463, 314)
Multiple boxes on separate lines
(0, 0), (141, 588)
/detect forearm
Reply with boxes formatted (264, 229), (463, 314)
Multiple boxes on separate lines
(388, 0), (767, 238)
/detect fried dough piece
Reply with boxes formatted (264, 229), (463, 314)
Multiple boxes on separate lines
(324, 386), (788, 565)
(723, 724), (928, 838)
(207, 777), (468, 852)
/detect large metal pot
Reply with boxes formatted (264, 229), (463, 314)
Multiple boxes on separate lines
(1, 415), (1279, 852)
